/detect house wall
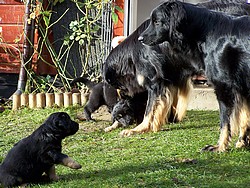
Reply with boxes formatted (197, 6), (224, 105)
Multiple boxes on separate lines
(124, 0), (207, 34)
(0, 0), (25, 73)
(0, 0), (125, 76)
(0, 0), (204, 76)
(0, 0), (124, 98)
(113, 0), (124, 37)
(0, 0), (56, 75)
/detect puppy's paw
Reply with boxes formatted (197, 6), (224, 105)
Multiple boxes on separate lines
(47, 165), (59, 181)
(104, 126), (113, 132)
(104, 121), (120, 132)
(62, 157), (82, 169)
(49, 174), (59, 181)
(20, 183), (28, 187)
(68, 161), (82, 169)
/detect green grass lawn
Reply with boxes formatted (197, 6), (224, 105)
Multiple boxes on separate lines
(1, 107), (250, 188)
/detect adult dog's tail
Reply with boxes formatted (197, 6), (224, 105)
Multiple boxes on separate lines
(70, 76), (97, 89)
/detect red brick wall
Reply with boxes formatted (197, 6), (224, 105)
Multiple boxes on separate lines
(0, 0), (125, 74)
(0, 0), (56, 75)
(113, 0), (124, 37)
(0, 0), (25, 73)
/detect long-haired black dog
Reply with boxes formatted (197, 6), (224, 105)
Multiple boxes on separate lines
(104, 19), (191, 137)
(104, 0), (250, 137)
(0, 112), (81, 187)
(139, 0), (250, 151)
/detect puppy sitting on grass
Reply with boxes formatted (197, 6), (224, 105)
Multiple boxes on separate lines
(0, 112), (81, 187)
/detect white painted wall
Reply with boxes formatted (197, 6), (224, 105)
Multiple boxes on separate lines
(124, 0), (207, 35)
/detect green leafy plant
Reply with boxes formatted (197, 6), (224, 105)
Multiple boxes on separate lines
(111, 4), (124, 24)
(65, 0), (123, 78)
(15, 0), (122, 94)
(0, 0), (122, 94)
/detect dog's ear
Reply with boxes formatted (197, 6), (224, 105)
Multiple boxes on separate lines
(57, 113), (69, 127)
(163, 1), (186, 46)
(51, 112), (69, 130)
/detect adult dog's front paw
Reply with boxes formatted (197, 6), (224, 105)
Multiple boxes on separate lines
(201, 145), (226, 152)
(119, 129), (136, 137)
(235, 139), (249, 149)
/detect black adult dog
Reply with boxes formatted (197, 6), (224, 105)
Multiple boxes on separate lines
(104, 0), (250, 137)
(104, 19), (190, 136)
(0, 112), (81, 187)
(71, 76), (147, 129)
(139, 0), (250, 151)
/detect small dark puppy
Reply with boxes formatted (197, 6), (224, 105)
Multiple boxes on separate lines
(71, 76), (148, 131)
(104, 92), (148, 132)
(111, 92), (147, 126)
(71, 76), (118, 121)
(0, 112), (81, 187)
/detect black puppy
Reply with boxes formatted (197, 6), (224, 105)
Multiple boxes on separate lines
(111, 92), (148, 126)
(71, 76), (119, 121)
(103, 92), (148, 132)
(71, 76), (148, 129)
(0, 112), (81, 187)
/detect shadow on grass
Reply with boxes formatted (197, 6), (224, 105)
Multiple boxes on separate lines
(162, 119), (219, 133)
(58, 153), (250, 187)
(161, 122), (218, 133)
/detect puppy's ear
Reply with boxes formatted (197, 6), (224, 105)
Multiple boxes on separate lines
(58, 112), (69, 119)
(53, 112), (69, 128)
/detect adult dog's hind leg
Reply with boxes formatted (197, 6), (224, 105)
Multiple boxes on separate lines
(234, 98), (250, 148)
(120, 85), (175, 137)
(202, 89), (234, 152)
(172, 78), (193, 122)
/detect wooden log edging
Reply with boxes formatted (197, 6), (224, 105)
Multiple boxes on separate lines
(63, 92), (72, 107)
(37, 93), (45, 108)
(12, 92), (89, 110)
(28, 93), (36, 108)
(55, 93), (63, 107)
